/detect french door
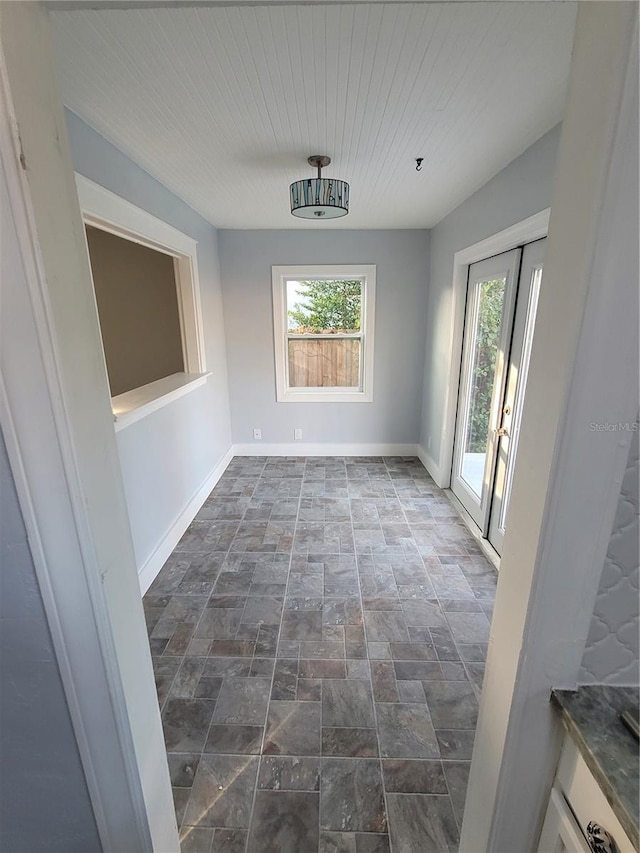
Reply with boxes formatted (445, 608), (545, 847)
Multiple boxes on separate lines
(451, 239), (546, 554)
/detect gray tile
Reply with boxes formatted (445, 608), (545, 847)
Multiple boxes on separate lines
(242, 595), (283, 625)
(435, 729), (476, 760)
(322, 727), (379, 757)
(364, 612), (409, 642)
(170, 657), (207, 699)
(194, 677), (223, 700)
(298, 678), (322, 701)
(439, 598), (482, 613)
(271, 659), (299, 700)
(323, 680), (375, 728)
(162, 699), (216, 753)
(299, 640), (345, 659)
(258, 756), (321, 791)
(299, 659), (346, 679)
(250, 657), (276, 678)
(264, 701), (322, 755)
(247, 790), (319, 853)
(281, 610), (323, 640)
(320, 831), (356, 853)
(209, 639), (255, 657)
(386, 793), (459, 852)
(371, 661), (400, 703)
(179, 826), (214, 853)
(465, 661), (485, 695)
(346, 659), (370, 680)
(443, 761), (471, 829)
(202, 657), (251, 678)
(168, 753), (200, 788)
(429, 626), (461, 662)
(401, 600), (446, 628)
(321, 759), (386, 833)
(393, 661), (443, 681)
(204, 724), (264, 754)
(367, 642), (391, 659)
(212, 678), (271, 725)
(445, 611), (491, 644)
(183, 754), (259, 828)
(211, 829), (247, 853)
(422, 681), (479, 729)
(389, 642), (436, 661)
(173, 787), (190, 828)
(397, 681), (426, 703)
(375, 703), (439, 758)
(382, 759), (447, 793)
(323, 626), (346, 645)
(355, 835), (391, 853)
(153, 656), (181, 708)
(457, 643), (488, 662)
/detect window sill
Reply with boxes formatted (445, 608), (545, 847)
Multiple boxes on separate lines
(112, 372), (210, 432)
(276, 388), (373, 403)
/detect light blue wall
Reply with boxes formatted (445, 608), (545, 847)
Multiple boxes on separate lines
(420, 124), (562, 471)
(219, 229), (430, 446)
(0, 431), (101, 852)
(66, 110), (232, 572)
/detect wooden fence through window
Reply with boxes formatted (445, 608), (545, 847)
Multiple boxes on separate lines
(288, 337), (361, 387)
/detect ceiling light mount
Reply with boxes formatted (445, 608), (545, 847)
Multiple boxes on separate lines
(290, 155), (349, 219)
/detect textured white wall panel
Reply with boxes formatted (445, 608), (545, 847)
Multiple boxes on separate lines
(580, 427), (639, 685)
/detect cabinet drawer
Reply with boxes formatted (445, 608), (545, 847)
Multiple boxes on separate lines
(556, 737), (635, 852)
(538, 786), (592, 852)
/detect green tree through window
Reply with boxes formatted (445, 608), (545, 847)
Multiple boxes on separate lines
(467, 278), (505, 453)
(288, 279), (362, 332)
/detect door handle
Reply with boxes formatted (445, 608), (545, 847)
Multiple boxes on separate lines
(497, 427), (508, 437)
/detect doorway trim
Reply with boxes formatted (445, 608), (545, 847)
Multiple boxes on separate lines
(438, 209), (550, 490)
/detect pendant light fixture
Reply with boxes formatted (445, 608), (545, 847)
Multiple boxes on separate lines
(290, 155), (349, 219)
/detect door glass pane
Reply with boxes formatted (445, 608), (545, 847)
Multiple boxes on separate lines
(460, 277), (507, 498)
(499, 266), (542, 531)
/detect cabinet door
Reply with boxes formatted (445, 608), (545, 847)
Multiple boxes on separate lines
(538, 788), (592, 853)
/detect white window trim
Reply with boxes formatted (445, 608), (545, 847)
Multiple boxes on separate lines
(75, 174), (210, 428)
(272, 264), (376, 403)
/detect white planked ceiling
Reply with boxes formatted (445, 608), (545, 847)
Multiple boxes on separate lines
(50, 3), (577, 229)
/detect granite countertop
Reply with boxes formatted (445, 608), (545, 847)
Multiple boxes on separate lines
(551, 685), (639, 851)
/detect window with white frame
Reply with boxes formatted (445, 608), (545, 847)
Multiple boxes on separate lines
(272, 265), (375, 402)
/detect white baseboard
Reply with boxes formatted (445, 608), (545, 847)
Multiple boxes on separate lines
(232, 442), (419, 457)
(416, 444), (445, 487)
(137, 446), (234, 594)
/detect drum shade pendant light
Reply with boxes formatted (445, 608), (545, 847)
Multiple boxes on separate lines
(290, 156), (349, 219)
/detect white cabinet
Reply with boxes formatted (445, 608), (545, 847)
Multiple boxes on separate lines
(538, 737), (635, 853)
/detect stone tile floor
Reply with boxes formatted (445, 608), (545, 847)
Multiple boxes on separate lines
(144, 456), (497, 853)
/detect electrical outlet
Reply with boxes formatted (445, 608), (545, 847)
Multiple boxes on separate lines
(294, 428), (303, 440)
(253, 428), (262, 440)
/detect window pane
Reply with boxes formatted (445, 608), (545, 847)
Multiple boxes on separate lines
(287, 279), (362, 332)
(286, 278), (363, 388)
(288, 337), (361, 387)
(460, 276), (507, 498)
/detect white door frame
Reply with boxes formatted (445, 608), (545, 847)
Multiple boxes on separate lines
(450, 248), (522, 531)
(438, 209), (550, 491)
(0, 5), (179, 851)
